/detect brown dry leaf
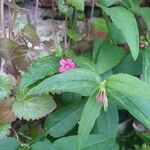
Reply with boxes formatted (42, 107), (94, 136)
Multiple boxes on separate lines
(0, 38), (18, 59)
(0, 57), (19, 78)
(0, 97), (17, 124)
(12, 45), (32, 71)
(22, 24), (40, 45)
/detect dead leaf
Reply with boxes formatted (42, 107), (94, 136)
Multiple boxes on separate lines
(0, 97), (17, 124)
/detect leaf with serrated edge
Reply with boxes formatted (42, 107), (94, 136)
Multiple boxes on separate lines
(0, 74), (15, 101)
(20, 55), (59, 89)
(12, 94), (56, 120)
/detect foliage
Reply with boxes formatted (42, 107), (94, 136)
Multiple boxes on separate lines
(0, 0), (150, 149)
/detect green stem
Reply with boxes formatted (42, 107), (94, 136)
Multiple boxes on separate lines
(28, 131), (48, 146)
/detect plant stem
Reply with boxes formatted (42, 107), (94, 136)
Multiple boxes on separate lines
(0, 0), (6, 37)
(34, 0), (39, 25)
(64, 14), (68, 49)
(87, 0), (95, 38)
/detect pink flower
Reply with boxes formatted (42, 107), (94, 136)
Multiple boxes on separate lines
(140, 44), (145, 49)
(59, 58), (76, 73)
(96, 90), (105, 102)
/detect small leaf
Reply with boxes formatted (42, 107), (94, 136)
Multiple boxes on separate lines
(106, 73), (150, 129)
(142, 46), (150, 84)
(44, 101), (84, 138)
(20, 55), (59, 89)
(68, 0), (85, 11)
(100, 6), (139, 60)
(139, 8), (150, 32)
(12, 94), (56, 120)
(96, 41), (126, 74)
(92, 18), (108, 32)
(28, 69), (101, 97)
(53, 134), (115, 150)
(93, 102), (119, 137)
(57, 0), (69, 14)
(67, 29), (82, 41)
(0, 74), (15, 101)
(22, 24), (39, 44)
(31, 139), (56, 150)
(78, 91), (102, 150)
(0, 124), (11, 139)
(0, 137), (20, 150)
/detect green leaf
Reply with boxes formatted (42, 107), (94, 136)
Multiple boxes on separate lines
(44, 101), (84, 138)
(0, 74), (15, 101)
(0, 124), (11, 139)
(96, 41), (126, 74)
(122, 0), (140, 12)
(31, 139), (56, 150)
(93, 38), (102, 63)
(20, 55), (59, 89)
(110, 23), (126, 44)
(0, 137), (20, 150)
(12, 94), (56, 120)
(68, 0), (85, 11)
(72, 56), (97, 72)
(57, 0), (69, 14)
(92, 18), (108, 32)
(142, 47), (150, 84)
(62, 93), (82, 105)
(77, 91), (102, 150)
(113, 53), (142, 76)
(53, 134), (115, 150)
(93, 102), (119, 137)
(28, 69), (101, 97)
(101, 6), (139, 60)
(67, 29), (82, 41)
(106, 73), (150, 129)
(104, 0), (120, 7)
(139, 8), (150, 32)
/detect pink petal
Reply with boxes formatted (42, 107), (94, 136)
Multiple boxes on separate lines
(64, 64), (70, 70)
(140, 44), (145, 49)
(97, 91), (104, 102)
(66, 58), (73, 64)
(59, 59), (67, 66)
(70, 63), (76, 69)
(59, 66), (66, 73)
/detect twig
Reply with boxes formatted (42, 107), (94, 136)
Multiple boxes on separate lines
(0, 0), (6, 37)
(34, 0), (39, 25)
(64, 14), (67, 48)
(87, 0), (95, 38)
